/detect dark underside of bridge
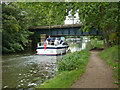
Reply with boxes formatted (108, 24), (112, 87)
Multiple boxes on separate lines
(29, 24), (103, 36)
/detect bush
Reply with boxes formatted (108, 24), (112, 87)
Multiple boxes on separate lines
(37, 50), (90, 88)
(86, 41), (94, 50)
(86, 39), (104, 50)
(57, 50), (90, 71)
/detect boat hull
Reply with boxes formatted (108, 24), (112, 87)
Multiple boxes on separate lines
(36, 45), (68, 56)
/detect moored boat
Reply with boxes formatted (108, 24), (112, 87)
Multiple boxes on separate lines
(36, 37), (69, 56)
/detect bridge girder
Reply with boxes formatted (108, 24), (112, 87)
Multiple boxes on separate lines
(29, 24), (103, 36)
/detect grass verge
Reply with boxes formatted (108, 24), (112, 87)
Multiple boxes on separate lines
(36, 50), (90, 88)
(99, 45), (119, 85)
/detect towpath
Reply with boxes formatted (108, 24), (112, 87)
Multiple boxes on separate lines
(71, 50), (117, 88)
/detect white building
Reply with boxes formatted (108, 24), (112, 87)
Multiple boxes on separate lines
(64, 10), (81, 25)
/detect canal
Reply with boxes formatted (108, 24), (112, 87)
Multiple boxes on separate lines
(2, 39), (87, 88)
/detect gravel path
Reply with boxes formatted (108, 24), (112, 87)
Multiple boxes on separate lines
(71, 50), (117, 88)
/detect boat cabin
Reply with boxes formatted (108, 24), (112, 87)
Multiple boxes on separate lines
(37, 37), (68, 47)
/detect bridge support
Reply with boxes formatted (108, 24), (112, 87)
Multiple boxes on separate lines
(40, 34), (47, 45)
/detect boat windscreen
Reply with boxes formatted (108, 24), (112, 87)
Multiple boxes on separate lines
(49, 37), (61, 41)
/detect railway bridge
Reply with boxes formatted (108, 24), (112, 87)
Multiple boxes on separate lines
(29, 24), (102, 36)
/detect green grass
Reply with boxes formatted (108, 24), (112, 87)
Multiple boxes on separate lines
(99, 45), (119, 85)
(99, 45), (119, 62)
(36, 50), (90, 88)
(37, 70), (85, 88)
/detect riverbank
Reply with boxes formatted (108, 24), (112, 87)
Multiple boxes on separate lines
(36, 45), (119, 88)
(99, 45), (119, 86)
(36, 50), (90, 88)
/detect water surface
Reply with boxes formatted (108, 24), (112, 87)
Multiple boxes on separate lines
(2, 54), (63, 88)
(2, 40), (86, 88)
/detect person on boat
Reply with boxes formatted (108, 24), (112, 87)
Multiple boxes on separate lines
(43, 40), (48, 45)
(44, 40), (47, 50)
(44, 40), (48, 45)
(60, 39), (63, 45)
(54, 38), (59, 46)
(60, 37), (65, 45)
(47, 36), (51, 45)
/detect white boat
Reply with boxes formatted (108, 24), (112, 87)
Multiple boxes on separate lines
(36, 37), (69, 56)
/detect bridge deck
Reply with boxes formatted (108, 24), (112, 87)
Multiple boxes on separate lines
(29, 24), (102, 36)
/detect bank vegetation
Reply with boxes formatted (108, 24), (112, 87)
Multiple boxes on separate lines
(37, 50), (90, 88)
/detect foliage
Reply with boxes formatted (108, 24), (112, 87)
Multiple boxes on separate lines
(86, 36), (103, 40)
(69, 42), (82, 48)
(86, 42), (93, 50)
(57, 50), (90, 71)
(99, 45), (119, 85)
(20, 2), (119, 47)
(16, 2), (69, 26)
(2, 2), (119, 53)
(37, 50), (90, 88)
(2, 3), (33, 53)
(2, 2), (72, 53)
(86, 39), (104, 50)
(68, 2), (119, 47)
(25, 2), (119, 47)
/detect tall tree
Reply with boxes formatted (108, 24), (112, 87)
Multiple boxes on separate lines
(69, 2), (119, 47)
(17, 2), (69, 26)
(2, 3), (33, 53)
(2, 2), (118, 53)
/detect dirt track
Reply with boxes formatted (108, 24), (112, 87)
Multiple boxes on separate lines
(71, 50), (117, 88)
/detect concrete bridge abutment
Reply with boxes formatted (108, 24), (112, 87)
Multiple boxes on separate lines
(40, 34), (47, 45)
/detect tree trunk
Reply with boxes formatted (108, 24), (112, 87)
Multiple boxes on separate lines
(102, 27), (107, 48)
(100, 4), (106, 48)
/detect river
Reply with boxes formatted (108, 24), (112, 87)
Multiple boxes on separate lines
(2, 39), (88, 88)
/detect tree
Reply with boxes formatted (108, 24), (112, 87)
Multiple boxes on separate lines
(17, 2), (69, 26)
(2, 3), (33, 53)
(68, 2), (119, 47)
(2, 2), (118, 53)
(2, 2), (70, 53)
(17, 2), (119, 48)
